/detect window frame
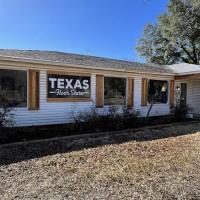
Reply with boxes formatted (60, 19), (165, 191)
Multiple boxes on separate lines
(147, 79), (169, 105)
(103, 75), (128, 107)
(0, 68), (28, 109)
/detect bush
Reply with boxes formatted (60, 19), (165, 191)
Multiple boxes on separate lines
(0, 105), (15, 143)
(73, 107), (140, 133)
(0, 93), (15, 129)
(171, 104), (191, 122)
(122, 107), (141, 128)
(0, 106), (15, 128)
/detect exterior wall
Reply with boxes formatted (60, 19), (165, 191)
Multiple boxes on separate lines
(97, 77), (171, 117)
(133, 77), (171, 117)
(1, 64), (173, 127)
(175, 79), (200, 114)
(188, 80), (200, 114)
(13, 70), (96, 126)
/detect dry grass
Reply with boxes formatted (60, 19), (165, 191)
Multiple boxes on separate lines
(1, 123), (200, 199)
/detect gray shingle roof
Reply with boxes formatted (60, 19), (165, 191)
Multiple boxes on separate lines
(0, 49), (173, 74)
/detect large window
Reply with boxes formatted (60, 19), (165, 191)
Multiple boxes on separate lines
(0, 69), (27, 107)
(148, 80), (168, 104)
(104, 77), (126, 105)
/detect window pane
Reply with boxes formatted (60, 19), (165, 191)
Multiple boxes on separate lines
(148, 80), (168, 104)
(0, 69), (27, 107)
(104, 77), (126, 105)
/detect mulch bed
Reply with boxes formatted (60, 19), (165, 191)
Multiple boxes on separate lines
(0, 115), (192, 144)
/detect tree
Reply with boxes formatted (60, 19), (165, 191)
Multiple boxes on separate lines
(137, 0), (200, 65)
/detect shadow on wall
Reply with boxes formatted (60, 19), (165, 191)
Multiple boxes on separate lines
(0, 121), (200, 166)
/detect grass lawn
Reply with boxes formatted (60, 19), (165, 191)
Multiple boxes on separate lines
(1, 122), (200, 199)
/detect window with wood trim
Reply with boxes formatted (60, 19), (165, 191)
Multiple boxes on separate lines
(96, 75), (104, 107)
(104, 77), (126, 106)
(148, 80), (168, 104)
(29, 70), (40, 110)
(0, 69), (27, 107)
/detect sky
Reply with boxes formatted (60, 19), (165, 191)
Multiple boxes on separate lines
(0, 0), (169, 62)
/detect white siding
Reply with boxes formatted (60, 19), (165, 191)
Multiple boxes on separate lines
(96, 76), (171, 117)
(2, 68), (172, 127)
(188, 80), (200, 114)
(13, 70), (95, 126)
(175, 79), (200, 115)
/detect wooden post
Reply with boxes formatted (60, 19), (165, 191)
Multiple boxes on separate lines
(141, 78), (148, 106)
(127, 78), (134, 108)
(96, 75), (104, 107)
(29, 70), (40, 110)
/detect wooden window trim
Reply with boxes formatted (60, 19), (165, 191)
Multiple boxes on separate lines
(141, 78), (148, 106)
(28, 70), (40, 110)
(96, 75), (104, 108)
(127, 78), (134, 108)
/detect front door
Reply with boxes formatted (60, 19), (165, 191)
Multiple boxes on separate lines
(180, 83), (187, 107)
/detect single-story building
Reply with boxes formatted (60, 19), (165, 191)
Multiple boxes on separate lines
(0, 49), (200, 127)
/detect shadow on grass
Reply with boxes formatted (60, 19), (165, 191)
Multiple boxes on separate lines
(0, 121), (200, 166)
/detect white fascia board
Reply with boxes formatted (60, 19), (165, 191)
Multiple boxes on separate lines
(175, 71), (200, 75)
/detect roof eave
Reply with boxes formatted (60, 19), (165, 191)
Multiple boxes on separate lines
(175, 70), (200, 76)
(0, 55), (174, 76)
